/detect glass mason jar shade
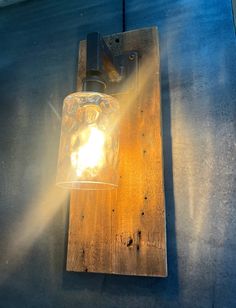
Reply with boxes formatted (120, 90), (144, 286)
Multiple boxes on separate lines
(56, 92), (120, 190)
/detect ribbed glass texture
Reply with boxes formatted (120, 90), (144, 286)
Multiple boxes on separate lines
(56, 92), (120, 190)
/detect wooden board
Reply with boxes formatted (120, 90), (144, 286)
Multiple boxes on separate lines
(66, 27), (167, 277)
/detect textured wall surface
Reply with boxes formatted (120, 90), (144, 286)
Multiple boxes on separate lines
(233, 0), (236, 29)
(0, 0), (235, 307)
(0, 0), (27, 7)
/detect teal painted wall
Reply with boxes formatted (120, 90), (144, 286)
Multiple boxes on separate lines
(0, 1), (235, 307)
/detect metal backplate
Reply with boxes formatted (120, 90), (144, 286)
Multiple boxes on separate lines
(106, 51), (138, 95)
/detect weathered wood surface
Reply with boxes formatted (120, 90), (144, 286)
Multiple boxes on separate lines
(67, 27), (167, 276)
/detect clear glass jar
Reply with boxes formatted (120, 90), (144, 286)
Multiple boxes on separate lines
(56, 92), (120, 190)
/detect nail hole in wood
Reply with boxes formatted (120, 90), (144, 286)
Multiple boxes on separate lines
(137, 245), (140, 251)
(127, 238), (133, 247)
(141, 212), (145, 216)
(144, 196), (148, 200)
(143, 150), (147, 154)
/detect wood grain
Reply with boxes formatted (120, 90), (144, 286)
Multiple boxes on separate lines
(66, 27), (167, 277)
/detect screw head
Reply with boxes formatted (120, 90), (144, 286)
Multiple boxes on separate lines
(129, 53), (135, 61)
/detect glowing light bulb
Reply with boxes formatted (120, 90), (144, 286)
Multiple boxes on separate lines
(71, 126), (105, 177)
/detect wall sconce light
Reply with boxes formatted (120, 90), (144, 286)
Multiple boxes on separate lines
(56, 32), (137, 190)
(57, 27), (167, 277)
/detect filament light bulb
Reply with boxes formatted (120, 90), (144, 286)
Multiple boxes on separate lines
(71, 126), (105, 177)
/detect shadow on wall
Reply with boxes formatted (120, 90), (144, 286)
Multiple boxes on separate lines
(232, 0), (236, 31)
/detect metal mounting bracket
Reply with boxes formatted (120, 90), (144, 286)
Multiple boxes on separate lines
(82, 32), (138, 95)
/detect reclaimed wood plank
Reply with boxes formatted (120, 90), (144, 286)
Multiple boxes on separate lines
(66, 27), (167, 277)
